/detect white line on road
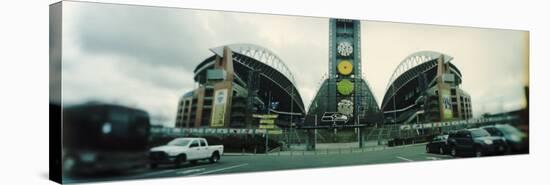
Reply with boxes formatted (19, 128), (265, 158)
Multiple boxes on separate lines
(131, 169), (178, 179)
(176, 168), (205, 175)
(189, 163), (249, 176)
(396, 156), (414, 162)
(426, 157), (441, 160)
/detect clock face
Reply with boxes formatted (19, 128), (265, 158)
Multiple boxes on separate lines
(337, 60), (353, 75)
(337, 41), (353, 57)
(337, 79), (354, 95)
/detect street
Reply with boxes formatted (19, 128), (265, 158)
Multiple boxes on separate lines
(63, 144), (453, 184)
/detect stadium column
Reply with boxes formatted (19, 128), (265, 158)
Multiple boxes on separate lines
(436, 54), (453, 121)
(210, 46), (235, 128)
(194, 87), (205, 127)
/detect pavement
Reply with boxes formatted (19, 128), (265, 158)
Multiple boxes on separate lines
(62, 144), (453, 184)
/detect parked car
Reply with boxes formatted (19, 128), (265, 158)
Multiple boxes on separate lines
(62, 104), (151, 175)
(447, 129), (508, 157)
(149, 138), (224, 168)
(481, 124), (528, 153)
(426, 134), (449, 154)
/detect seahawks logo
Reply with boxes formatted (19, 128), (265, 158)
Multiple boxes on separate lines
(216, 91), (226, 103)
(443, 97), (451, 109)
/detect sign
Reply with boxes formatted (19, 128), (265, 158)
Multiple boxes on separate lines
(204, 128), (217, 134)
(259, 125), (275, 129)
(216, 128), (229, 134)
(439, 88), (453, 120)
(321, 112), (349, 123)
(267, 129), (283, 135)
(210, 89), (228, 127)
(337, 99), (354, 116)
(270, 101), (279, 110)
(259, 119), (275, 124)
(159, 128), (263, 135)
(254, 114), (279, 130)
(442, 74), (455, 83)
(252, 114), (278, 119)
(190, 128), (204, 134)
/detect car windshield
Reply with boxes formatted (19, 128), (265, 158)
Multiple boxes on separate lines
(483, 127), (502, 136)
(168, 139), (192, 146)
(470, 129), (491, 138)
(497, 125), (522, 135)
(434, 135), (448, 141)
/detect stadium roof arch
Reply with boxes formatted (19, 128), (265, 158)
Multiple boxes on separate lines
(193, 43), (305, 114)
(381, 51), (463, 109)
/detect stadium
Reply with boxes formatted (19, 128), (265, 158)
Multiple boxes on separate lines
(381, 51), (472, 125)
(175, 44), (305, 129)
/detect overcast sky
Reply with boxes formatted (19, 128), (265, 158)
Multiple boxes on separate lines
(61, 2), (528, 126)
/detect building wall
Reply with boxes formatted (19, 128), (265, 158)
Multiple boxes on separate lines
(175, 47), (239, 128)
(175, 45), (305, 129)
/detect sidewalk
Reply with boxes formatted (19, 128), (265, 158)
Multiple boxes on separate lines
(223, 142), (427, 156)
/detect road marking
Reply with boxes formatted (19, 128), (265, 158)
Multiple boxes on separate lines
(176, 168), (205, 174)
(131, 169), (178, 179)
(426, 157), (441, 160)
(396, 156), (414, 162)
(188, 163), (249, 176)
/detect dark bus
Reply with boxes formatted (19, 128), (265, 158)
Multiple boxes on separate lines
(62, 103), (150, 176)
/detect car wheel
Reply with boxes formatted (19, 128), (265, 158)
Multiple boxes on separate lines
(150, 163), (158, 169)
(175, 155), (185, 168)
(505, 145), (512, 155)
(451, 146), (457, 157)
(190, 160), (198, 165)
(474, 147), (483, 157)
(439, 147), (445, 154)
(209, 152), (220, 163)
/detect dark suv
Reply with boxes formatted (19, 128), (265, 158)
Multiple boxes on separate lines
(447, 128), (508, 157)
(481, 124), (528, 154)
(426, 134), (449, 154)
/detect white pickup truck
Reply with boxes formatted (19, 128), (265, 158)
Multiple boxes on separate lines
(149, 137), (223, 168)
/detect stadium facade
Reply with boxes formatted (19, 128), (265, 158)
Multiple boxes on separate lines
(306, 19), (381, 126)
(381, 51), (472, 125)
(175, 44), (305, 129)
(174, 21), (473, 131)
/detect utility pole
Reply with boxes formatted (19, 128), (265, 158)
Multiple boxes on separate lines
(393, 84), (397, 124)
(358, 117), (363, 148)
(315, 114), (317, 148)
(265, 131), (269, 154)
(290, 87), (294, 148)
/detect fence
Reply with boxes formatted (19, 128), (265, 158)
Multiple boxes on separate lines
(151, 115), (521, 152)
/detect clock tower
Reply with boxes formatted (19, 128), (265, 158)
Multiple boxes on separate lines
(328, 19), (362, 122)
(306, 18), (380, 128)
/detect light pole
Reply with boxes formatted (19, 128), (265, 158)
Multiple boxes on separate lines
(315, 114), (317, 148)
(289, 86), (294, 148)
(265, 131), (269, 154)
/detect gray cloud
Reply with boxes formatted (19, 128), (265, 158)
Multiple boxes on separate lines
(62, 2), (328, 126)
(74, 3), (215, 71)
(363, 21), (528, 117)
(61, 2), (528, 126)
